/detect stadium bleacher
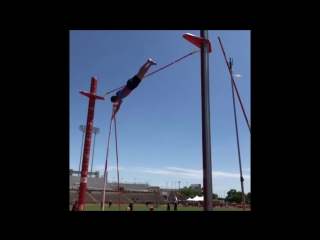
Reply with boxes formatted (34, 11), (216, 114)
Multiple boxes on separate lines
(90, 191), (131, 204)
(69, 176), (112, 190)
(124, 192), (165, 204)
(69, 175), (168, 204)
(69, 190), (93, 202)
(70, 176), (149, 191)
(109, 183), (149, 191)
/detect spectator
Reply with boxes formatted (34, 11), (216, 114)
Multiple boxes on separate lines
(174, 201), (178, 211)
(71, 200), (78, 211)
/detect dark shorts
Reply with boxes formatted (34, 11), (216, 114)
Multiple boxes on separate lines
(126, 75), (141, 90)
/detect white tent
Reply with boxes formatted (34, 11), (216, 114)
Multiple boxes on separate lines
(186, 198), (195, 201)
(193, 196), (204, 201)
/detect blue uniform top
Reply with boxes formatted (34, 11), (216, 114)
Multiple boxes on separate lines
(116, 87), (132, 100)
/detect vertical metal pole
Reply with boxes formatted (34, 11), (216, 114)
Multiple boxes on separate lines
(200, 30), (213, 211)
(78, 77), (104, 211)
(90, 132), (96, 174)
(78, 126), (85, 176)
(166, 182), (168, 199)
(229, 58), (246, 211)
(90, 128), (99, 174)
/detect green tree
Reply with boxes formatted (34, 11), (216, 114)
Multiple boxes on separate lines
(179, 187), (190, 196)
(247, 192), (251, 203)
(233, 192), (243, 203)
(225, 189), (237, 202)
(179, 187), (201, 198)
(212, 193), (218, 199)
(225, 189), (248, 203)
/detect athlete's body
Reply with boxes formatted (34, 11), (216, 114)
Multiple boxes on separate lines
(110, 59), (156, 118)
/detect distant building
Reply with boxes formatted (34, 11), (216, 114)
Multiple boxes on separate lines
(190, 184), (201, 191)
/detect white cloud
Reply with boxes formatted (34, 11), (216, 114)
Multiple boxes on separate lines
(169, 167), (250, 179)
(94, 165), (105, 170)
(234, 74), (242, 77)
(133, 166), (250, 179)
(93, 165), (122, 171)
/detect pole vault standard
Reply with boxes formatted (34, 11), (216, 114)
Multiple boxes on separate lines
(183, 31), (213, 211)
(218, 37), (251, 133)
(77, 77), (105, 211)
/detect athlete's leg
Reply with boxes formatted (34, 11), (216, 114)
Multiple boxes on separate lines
(136, 59), (156, 80)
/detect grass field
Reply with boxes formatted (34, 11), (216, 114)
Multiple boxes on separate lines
(70, 205), (250, 211)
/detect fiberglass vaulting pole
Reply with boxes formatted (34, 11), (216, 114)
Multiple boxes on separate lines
(229, 58), (246, 211)
(102, 105), (116, 211)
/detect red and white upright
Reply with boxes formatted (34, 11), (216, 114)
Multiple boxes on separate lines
(77, 77), (105, 211)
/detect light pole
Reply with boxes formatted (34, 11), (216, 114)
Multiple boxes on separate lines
(166, 182), (168, 200)
(90, 127), (100, 174)
(187, 182), (188, 188)
(78, 125), (86, 176)
(178, 181), (181, 191)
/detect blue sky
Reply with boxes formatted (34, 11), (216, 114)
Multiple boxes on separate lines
(70, 30), (250, 196)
